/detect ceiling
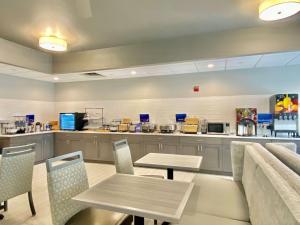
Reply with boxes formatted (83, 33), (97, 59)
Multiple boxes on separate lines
(1, 51), (300, 83)
(2, 0), (298, 52)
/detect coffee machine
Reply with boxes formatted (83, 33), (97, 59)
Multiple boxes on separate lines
(236, 108), (257, 136)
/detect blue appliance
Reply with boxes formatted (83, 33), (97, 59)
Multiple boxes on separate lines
(258, 113), (273, 124)
(176, 114), (187, 122)
(140, 114), (150, 123)
(60, 113), (86, 131)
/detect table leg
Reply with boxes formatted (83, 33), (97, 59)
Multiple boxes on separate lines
(134, 216), (144, 225)
(162, 222), (170, 225)
(167, 168), (174, 180)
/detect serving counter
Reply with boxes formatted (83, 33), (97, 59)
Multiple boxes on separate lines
(0, 130), (299, 174)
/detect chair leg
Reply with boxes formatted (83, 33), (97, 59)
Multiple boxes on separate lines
(28, 191), (36, 216)
(4, 201), (7, 211)
(154, 219), (158, 225)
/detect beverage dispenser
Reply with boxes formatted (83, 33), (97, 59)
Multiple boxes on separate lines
(236, 108), (257, 136)
(270, 94), (298, 137)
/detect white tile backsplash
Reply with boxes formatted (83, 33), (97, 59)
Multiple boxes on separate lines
(0, 98), (56, 122)
(55, 95), (270, 131)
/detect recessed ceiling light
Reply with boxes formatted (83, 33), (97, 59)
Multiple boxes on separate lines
(131, 70), (137, 75)
(207, 64), (215, 68)
(259, 0), (300, 21)
(39, 36), (68, 52)
(53, 77), (60, 81)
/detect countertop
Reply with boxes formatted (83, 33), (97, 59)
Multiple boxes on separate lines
(1, 130), (300, 141)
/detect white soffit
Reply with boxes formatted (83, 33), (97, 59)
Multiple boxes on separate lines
(195, 59), (226, 72)
(226, 55), (262, 70)
(255, 52), (300, 68)
(0, 51), (300, 82)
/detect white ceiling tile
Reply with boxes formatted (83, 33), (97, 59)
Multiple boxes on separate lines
(168, 62), (198, 74)
(256, 51), (300, 68)
(287, 53), (300, 65)
(143, 64), (173, 76)
(195, 59), (226, 72)
(226, 55), (262, 70)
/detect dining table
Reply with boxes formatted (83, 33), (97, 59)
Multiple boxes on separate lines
(134, 153), (203, 179)
(72, 173), (194, 225)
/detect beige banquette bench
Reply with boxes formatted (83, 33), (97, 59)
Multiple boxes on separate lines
(177, 141), (300, 225)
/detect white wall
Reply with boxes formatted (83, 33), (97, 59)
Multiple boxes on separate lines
(54, 65), (300, 130)
(1, 65), (299, 129)
(0, 74), (55, 122)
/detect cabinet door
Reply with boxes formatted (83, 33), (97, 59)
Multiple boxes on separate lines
(98, 135), (113, 162)
(55, 133), (82, 156)
(129, 143), (145, 161)
(200, 144), (222, 171)
(43, 134), (54, 160)
(180, 144), (198, 155)
(144, 142), (160, 154)
(160, 143), (178, 154)
(82, 135), (99, 160)
(222, 147), (232, 172)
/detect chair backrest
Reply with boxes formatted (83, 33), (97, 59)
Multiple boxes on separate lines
(112, 139), (134, 175)
(46, 151), (89, 225)
(0, 143), (36, 202)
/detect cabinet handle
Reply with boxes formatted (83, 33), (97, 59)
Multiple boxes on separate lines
(197, 145), (200, 152)
(201, 145), (203, 152)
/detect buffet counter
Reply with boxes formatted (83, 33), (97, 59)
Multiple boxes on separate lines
(1, 130), (300, 140)
(0, 130), (299, 175)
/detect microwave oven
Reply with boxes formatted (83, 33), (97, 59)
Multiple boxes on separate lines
(60, 113), (87, 131)
(207, 122), (230, 134)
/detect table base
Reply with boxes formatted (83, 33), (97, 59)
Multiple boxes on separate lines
(167, 168), (174, 180)
(134, 216), (144, 225)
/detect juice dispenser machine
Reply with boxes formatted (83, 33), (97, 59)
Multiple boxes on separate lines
(270, 94), (298, 137)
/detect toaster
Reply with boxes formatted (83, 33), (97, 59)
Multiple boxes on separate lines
(181, 124), (198, 134)
(159, 124), (177, 133)
(118, 124), (129, 132)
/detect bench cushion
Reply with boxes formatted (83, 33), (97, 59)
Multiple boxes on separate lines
(243, 145), (300, 225)
(265, 143), (300, 175)
(186, 174), (249, 222)
(178, 212), (251, 225)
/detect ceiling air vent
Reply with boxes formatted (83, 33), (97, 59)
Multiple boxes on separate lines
(82, 72), (105, 77)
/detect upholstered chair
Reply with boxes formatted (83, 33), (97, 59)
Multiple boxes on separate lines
(46, 151), (132, 225)
(0, 143), (36, 220)
(112, 139), (164, 179)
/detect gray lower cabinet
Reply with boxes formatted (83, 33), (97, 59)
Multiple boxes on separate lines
(180, 137), (222, 171)
(144, 136), (179, 154)
(51, 132), (300, 174)
(5, 133), (54, 163)
(43, 133), (54, 160)
(200, 143), (222, 171)
(222, 147), (232, 172)
(81, 134), (99, 160)
(98, 135), (113, 162)
(55, 133), (82, 156)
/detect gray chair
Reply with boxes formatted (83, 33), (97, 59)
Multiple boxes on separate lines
(0, 143), (36, 220)
(112, 139), (164, 225)
(112, 139), (164, 179)
(46, 151), (132, 225)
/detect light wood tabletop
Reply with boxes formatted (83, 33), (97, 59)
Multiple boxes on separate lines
(73, 174), (194, 224)
(134, 153), (203, 171)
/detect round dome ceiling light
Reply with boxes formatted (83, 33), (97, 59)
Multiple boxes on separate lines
(39, 36), (67, 52)
(259, 0), (300, 21)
